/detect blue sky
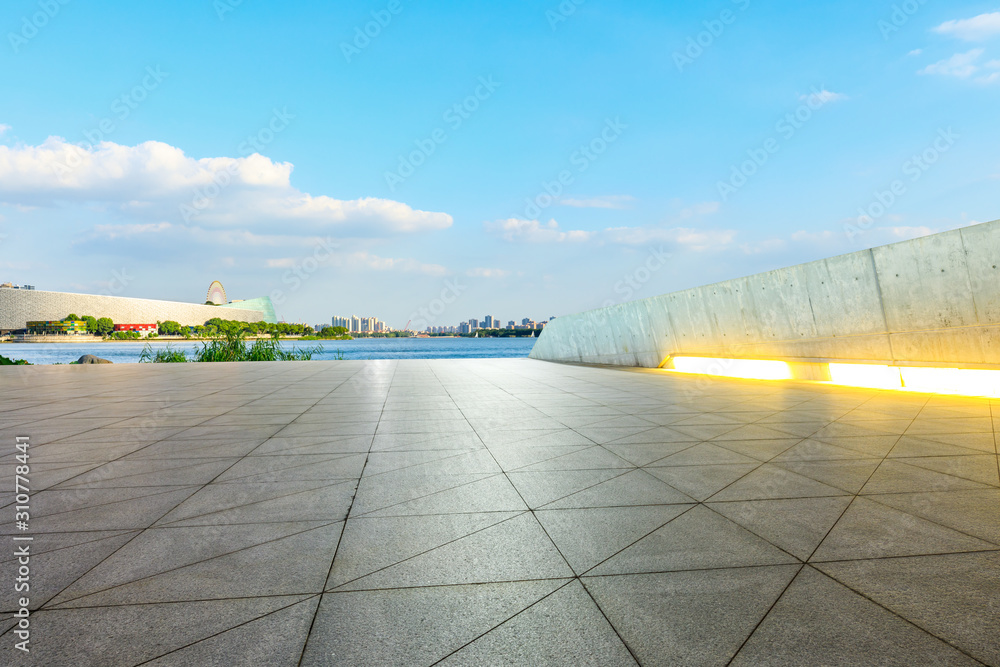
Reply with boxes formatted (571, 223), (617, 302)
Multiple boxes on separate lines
(1, 0), (998, 328)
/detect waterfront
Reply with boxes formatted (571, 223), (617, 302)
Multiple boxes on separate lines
(1, 336), (537, 365)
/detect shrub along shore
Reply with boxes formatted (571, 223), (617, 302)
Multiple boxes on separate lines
(140, 326), (327, 363)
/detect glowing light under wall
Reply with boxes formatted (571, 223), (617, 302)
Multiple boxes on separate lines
(670, 356), (793, 381)
(828, 363), (903, 390)
(900, 366), (1000, 398)
(667, 357), (1000, 399)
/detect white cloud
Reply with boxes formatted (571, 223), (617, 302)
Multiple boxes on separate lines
(89, 222), (172, 240)
(740, 239), (786, 254)
(348, 251), (448, 276)
(933, 12), (1000, 41)
(267, 252), (447, 275)
(0, 136), (453, 237)
(887, 225), (934, 240)
(675, 201), (720, 219)
(485, 218), (593, 243)
(790, 230), (836, 243)
(0, 124), (10, 136)
(919, 49), (984, 78)
(559, 195), (634, 209)
(908, 49), (923, 57)
(466, 267), (510, 278)
(798, 89), (848, 106)
(603, 226), (736, 250)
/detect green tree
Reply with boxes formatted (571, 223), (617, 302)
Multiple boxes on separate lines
(82, 316), (98, 333)
(94, 317), (114, 336)
(65, 313), (80, 321)
(159, 320), (182, 336)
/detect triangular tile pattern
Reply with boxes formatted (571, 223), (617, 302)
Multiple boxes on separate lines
(817, 551), (1000, 666)
(5, 358), (1000, 664)
(730, 567), (978, 666)
(535, 505), (692, 573)
(334, 513), (574, 591)
(810, 497), (996, 562)
(587, 505), (799, 575)
(144, 596), (320, 666)
(436, 580), (636, 666)
(584, 565), (800, 666)
(707, 496), (852, 561)
(302, 580), (569, 666)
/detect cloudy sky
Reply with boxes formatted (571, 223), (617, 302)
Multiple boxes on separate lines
(1, 1), (998, 327)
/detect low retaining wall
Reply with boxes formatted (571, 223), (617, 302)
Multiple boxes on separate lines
(531, 218), (1000, 369)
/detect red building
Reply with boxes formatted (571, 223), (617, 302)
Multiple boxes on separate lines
(114, 323), (157, 335)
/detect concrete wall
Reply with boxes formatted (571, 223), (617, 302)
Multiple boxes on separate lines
(530, 219), (1000, 369)
(0, 289), (273, 331)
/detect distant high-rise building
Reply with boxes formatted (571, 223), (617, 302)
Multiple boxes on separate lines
(507, 320), (515, 329)
(469, 319), (479, 331)
(483, 315), (494, 328)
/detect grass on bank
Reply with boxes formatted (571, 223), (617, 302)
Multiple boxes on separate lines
(140, 328), (323, 363)
(0, 354), (31, 365)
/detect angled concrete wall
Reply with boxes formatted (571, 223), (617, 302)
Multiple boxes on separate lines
(0, 289), (275, 331)
(531, 218), (1000, 369)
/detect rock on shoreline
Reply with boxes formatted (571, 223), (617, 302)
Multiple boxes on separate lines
(76, 355), (112, 364)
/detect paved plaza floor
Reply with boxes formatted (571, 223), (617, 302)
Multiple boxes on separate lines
(1, 358), (998, 666)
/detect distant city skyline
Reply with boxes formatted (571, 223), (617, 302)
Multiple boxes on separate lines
(322, 313), (556, 334)
(422, 315), (556, 334)
(1, 2), (997, 325)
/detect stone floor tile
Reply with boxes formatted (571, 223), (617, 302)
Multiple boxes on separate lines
(643, 463), (758, 501)
(730, 567), (979, 666)
(587, 505), (798, 575)
(817, 551), (1000, 666)
(810, 496), (997, 561)
(706, 496), (852, 560)
(585, 565), (800, 666)
(534, 505), (692, 573)
(437, 580), (637, 666)
(542, 468), (695, 508)
(334, 512), (573, 591)
(301, 580), (567, 666)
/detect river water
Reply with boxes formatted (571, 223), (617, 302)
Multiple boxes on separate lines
(1, 337), (538, 365)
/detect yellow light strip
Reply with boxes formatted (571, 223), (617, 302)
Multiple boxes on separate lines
(828, 363), (902, 390)
(900, 366), (1000, 398)
(670, 356), (792, 381)
(665, 357), (1000, 398)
